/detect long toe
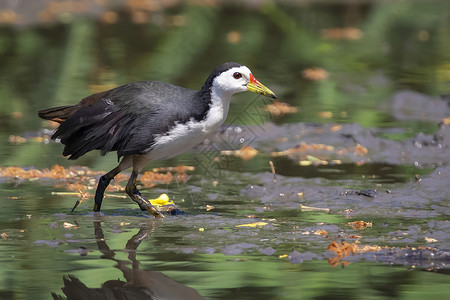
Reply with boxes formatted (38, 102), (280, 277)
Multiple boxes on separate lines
(139, 202), (165, 218)
(147, 205), (165, 218)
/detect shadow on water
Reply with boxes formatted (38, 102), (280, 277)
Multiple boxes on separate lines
(52, 218), (204, 300)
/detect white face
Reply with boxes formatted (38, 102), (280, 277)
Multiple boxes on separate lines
(212, 66), (252, 95)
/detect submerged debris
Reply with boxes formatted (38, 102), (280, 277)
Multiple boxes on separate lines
(1, 165), (191, 208)
(355, 189), (377, 197)
(221, 145), (259, 161)
(348, 221), (373, 230)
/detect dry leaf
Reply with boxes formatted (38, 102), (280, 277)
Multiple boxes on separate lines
(302, 68), (329, 81)
(221, 145), (259, 161)
(348, 221), (373, 230)
(330, 124), (343, 132)
(265, 101), (299, 117)
(327, 240), (385, 267)
(314, 229), (328, 236)
(442, 117), (450, 125)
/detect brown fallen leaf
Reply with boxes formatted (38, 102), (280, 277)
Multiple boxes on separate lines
(441, 117), (450, 125)
(9, 135), (27, 144)
(330, 124), (343, 132)
(346, 234), (362, 239)
(265, 101), (299, 117)
(327, 240), (384, 267)
(152, 166), (195, 173)
(348, 221), (373, 230)
(139, 170), (189, 187)
(302, 68), (329, 81)
(314, 229), (328, 236)
(271, 142), (334, 158)
(221, 145), (259, 161)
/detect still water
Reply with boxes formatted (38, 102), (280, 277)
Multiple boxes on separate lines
(1, 1), (450, 299)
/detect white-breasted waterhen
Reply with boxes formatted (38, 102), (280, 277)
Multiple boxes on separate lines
(38, 62), (277, 217)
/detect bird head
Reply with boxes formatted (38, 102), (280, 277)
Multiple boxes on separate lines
(211, 63), (277, 99)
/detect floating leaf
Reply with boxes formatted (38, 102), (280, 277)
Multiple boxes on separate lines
(221, 146), (259, 161)
(149, 194), (174, 206)
(63, 222), (77, 229)
(235, 222), (268, 228)
(327, 241), (385, 267)
(424, 237), (438, 243)
(348, 221), (373, 230)
(314, 229), (328, 236)
(300, 204), (330, 212)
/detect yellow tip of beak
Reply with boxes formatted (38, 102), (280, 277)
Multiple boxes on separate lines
(247, 76), (277, 99)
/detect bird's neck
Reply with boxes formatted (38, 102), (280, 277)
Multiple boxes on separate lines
(199, 85), (233, 132)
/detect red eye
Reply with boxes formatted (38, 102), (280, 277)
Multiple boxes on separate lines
(233, 72), (242, 79)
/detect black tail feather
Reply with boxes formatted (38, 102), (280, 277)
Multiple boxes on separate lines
(51, 99), (137, 160)
(38, 105), (80, 123)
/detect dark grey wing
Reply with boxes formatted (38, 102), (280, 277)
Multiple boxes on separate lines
(52, 81), (208, 160)
(114, 81), (210, 157)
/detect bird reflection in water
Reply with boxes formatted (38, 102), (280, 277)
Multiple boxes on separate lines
(52, 220), (205, 300)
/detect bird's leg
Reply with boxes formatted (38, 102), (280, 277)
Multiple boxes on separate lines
(92, 166), (122, 212)
(90, 156), (133, 212)
(125, 170), (164, 218)
(71, 166), (120, 212)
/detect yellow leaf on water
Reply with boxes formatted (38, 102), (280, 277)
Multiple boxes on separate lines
(149, 194), (174, 206)
(235, 222), (268, 228)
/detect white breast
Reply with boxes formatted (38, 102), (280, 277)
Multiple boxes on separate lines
(146, 89), (231, 161)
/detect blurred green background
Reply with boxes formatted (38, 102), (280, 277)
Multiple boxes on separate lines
(0, 0), (448, 171)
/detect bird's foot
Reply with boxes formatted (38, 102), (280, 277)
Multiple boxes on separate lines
(128, 187), (165, 218)
(138, 201), (165, 218)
